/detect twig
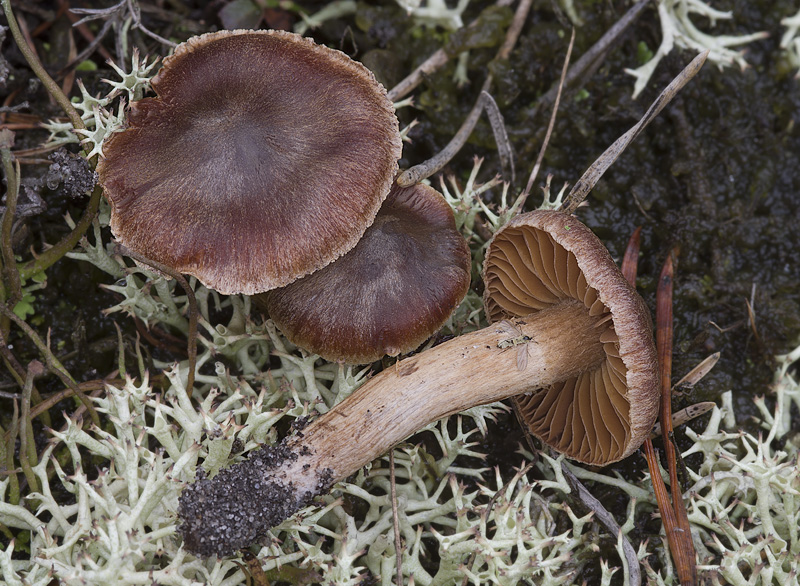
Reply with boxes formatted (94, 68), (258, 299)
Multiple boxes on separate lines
(18, 360), (44, 495)
(0, 322), (28, 387)
(115, 245), (198, 396)
(58, 16), (117, 78)
(561, 462), (641, 586)
(621, 226), (696, 584)
(655, 251), (697, 586)
(0, 130), (22, 306)
(0, 301), (100, 426)
(496, 0), (532, 61)
(673, 352), (720, 392)
(530, 0), (651, 119)
(387, 49), (448, 103)
(2, 400), (20, 503)
(0, 0), (85, 131)
(396, 0), (534, 186)
(650, 402), (715, 438)
(397, 89), (491, 186)
(389, 450), (403, 586)
(516, 26), (575, 209)
(561, 50), (709, 214)
(387, 0), (519, 102)
(19, 184), (103, 282)
(481, 92), (515, 184)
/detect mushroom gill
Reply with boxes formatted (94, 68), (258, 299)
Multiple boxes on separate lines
(483, 212), (656, 465)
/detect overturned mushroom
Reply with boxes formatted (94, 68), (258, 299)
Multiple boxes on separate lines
(258, 182), (471, 364)
(178, 209), (659, 557)
(98, 29), (402, 295)
(483, 211), (659, 463)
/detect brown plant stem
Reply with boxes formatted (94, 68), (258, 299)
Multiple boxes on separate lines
(623, 230), (697, 584)
(18, 360), (43, 495)
(0, 0), (85, 132)
(396, 0), (533, 186)
(621, 226), (642, 286)
(0, 300), (100, 426)
(18, 184), (103, 282)
(656, 251), (697, 586)
(1, 131), (22, 308)
(561, 51), (709, 214)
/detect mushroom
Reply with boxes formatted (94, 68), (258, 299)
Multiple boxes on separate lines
(178, 209), (659, 557)
(257, 182), (472, 364)
(98, 29), (402, 295)
(482, 211), (659, 464)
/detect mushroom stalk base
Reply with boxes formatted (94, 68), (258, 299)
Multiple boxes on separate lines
(179, 300), (604, 557)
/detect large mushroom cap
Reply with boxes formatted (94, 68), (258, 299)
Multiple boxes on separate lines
(98, 29), (402, 295)
(260, 182), (471, 364)
(483, 210), (659, 465)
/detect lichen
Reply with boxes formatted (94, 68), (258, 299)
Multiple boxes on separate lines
(624, 0), (768, 98)
(781, 8), (800, 78)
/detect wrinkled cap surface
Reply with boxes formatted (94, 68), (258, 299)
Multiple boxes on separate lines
(98, 29), (402, 295)
(260, 183), (471, 364)
(483, 210), (659, 465)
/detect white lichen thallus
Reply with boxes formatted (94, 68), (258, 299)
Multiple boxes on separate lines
(496, 319), (536, 371)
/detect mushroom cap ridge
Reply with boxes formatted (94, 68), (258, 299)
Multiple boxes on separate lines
(483, 210), (659, 464)
(261, 182), (472, 364)
(98, 29), (402, 295)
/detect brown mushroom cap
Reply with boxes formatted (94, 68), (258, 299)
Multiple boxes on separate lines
(483, 210), (659, 465)
(97, 29), (402, 295)
(260, 182), (471, 364)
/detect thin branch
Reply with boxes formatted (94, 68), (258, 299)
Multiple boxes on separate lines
(656, 251), (697, 586)
(0, 301), (100, 426)
(18, 184), (103, 281)
(387, 0), (520, 102)
(389, 450), (403, 586)
(517, 26), (575, 209)
(397, 88), (490, 186)
(561, 462), (641, 586)
(561, 50), (709, 214)
(396, 0), (534, 186)
(0, 0), (85, 131)
(531, 0), (651, 119)
(481, 91), (515, 184)
(1, 130), (22, 306)
(18, 360), (44, 495)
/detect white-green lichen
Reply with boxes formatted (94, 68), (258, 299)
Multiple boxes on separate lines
(42, 51), (157, 155)
(393, 0), (473, 31)
(625, 0), (768, 98)
(781, 8), (800, 78)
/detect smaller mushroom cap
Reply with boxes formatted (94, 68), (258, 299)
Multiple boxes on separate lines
(260, 183), (471, 364)
(98, 29), (402, 295)
(483, 210), (659, 465)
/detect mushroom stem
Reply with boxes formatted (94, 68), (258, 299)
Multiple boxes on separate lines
(179, 299), (606, 557)
(289, 299), (604, 487)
